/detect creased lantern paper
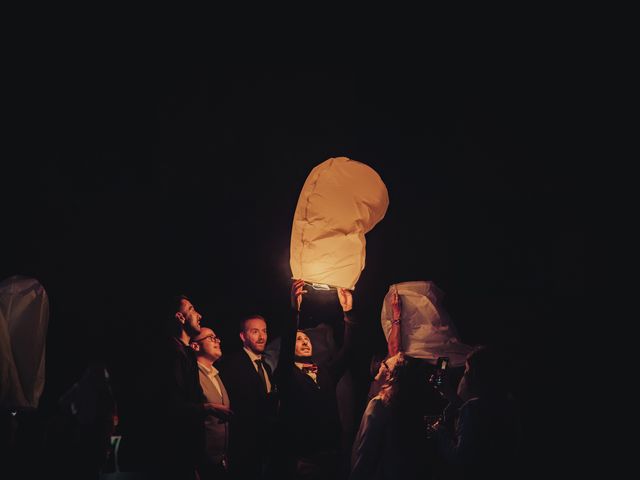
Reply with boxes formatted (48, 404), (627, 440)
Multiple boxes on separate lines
(290, 157), (389, 290)
(0, 276), (49, 409)
(381, 281), (473, 367)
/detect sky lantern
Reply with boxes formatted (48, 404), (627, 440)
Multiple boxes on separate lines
(290, 157), (389, 290)
(381, 281), (473, 367)
(0, 276), (49, 409)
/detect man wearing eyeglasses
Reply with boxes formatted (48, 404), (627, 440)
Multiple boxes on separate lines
(191, 327), (233, 478)
(143, 296), (233, 479)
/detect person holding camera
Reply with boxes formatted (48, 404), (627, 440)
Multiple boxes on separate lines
(432, 345), (521, 479)
(351, 352), (433, 480)
(350, 288), (432, 480)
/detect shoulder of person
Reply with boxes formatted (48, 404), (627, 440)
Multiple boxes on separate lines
(218, 350), (254, 377)
(158, 337), (188, 362)
(459, 397), (484, 417)
(365, 395), (389, 415)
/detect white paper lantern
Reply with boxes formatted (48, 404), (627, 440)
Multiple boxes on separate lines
(381, 281), (472, 366)
(0, 276), (49, 409)
(290, 157), (389, 289)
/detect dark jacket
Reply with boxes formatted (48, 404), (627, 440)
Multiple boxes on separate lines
(218, 348), (278, 475)
(153, 337), (207, 473)
(435, 395), (521, 479)
(274, 309), (356, 456)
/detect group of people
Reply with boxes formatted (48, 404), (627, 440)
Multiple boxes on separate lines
(118, 281), (519, 480)
(124, 281), (356, 480)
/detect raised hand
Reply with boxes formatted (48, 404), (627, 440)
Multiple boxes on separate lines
(291, 279), (307, 311)
(337, 287), (353, 312)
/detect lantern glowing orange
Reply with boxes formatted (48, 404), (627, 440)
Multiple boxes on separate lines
(290, 157), (389, 290)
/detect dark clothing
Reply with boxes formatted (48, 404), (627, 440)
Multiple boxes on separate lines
(435, 395), (521, 479)
(274, 309), (356, 479)
(146, 337), (206, 478)
(198, 459), (230, 480)
(351, 396), (429, 480)
(218, 349), (278, 480)
(278, 363), (343, 456)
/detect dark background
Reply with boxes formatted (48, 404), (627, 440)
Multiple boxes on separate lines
(2, 50), (584, 425)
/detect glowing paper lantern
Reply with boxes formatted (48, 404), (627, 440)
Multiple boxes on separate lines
(381, 281), (472, 367)
(0, 276), (49, 409)
(290, 157), (389, 289)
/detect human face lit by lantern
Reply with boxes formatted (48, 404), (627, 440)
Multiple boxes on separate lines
(295, 331), (312, 358)
(240, 317), (268, 354)
(190, 327), (222, 363)
(176, 298), (202, 337)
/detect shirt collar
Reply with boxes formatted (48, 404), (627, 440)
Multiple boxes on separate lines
(243, 346), (263, 362)
(197, 361), (219, 377)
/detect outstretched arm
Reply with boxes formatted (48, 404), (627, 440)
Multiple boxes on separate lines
(388, 287), (402, 357)
(275, 280), (307, 386)
(327, 287), (357, 380)
(366, 288), (403, 399)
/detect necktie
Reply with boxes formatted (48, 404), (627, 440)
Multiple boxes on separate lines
(255, 359), (268, 393)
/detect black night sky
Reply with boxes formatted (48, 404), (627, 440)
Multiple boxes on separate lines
(3, 49), (584, 427)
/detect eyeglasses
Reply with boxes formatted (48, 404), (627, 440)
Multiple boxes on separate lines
(196, 334), (221, 344)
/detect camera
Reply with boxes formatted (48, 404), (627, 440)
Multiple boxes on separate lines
(424, 414), (442, 439)
(428, 356), (449, 388)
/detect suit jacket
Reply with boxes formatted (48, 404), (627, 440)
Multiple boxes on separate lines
(274, 309), (356, 456)
(151, 337), (206, 472)
(218, 349), (278, 462)
(197, 363), (230, 465)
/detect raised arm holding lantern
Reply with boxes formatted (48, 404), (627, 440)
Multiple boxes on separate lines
(273, 279), (358, 479)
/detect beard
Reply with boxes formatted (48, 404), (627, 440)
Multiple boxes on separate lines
(185, 319), (201, 337)
(249, 342), (265, 353)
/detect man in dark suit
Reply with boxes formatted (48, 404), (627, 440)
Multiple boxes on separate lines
(273, 280), (357, 480)
(134, 295), (232, 479)
(219, 314), (278, 480)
